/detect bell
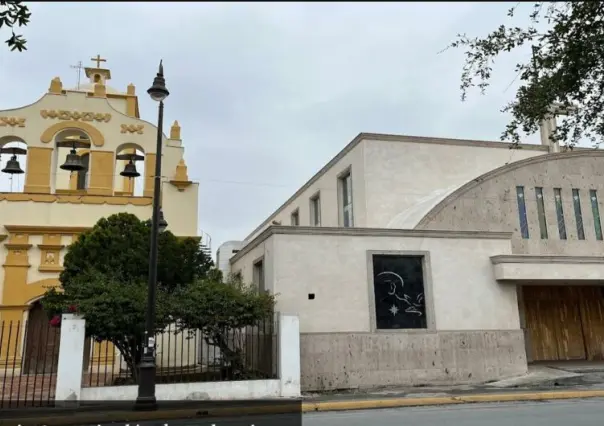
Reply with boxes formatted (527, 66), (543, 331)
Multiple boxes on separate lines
(2, 155), (24, 174)
(60, 149), (86, 172)
(120, 160), (140, 178)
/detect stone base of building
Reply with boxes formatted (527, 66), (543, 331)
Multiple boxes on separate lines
(300, 330), (527, 391)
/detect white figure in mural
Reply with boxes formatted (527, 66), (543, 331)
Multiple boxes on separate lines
(377, 271), (424, 316)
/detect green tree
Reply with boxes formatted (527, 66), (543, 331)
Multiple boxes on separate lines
(59, 212), (212, 293)
(1, 1), (31, 52)
(174, 274), (276, 379)
(42, 273), (173, 382)
(447, 2), (604, 147)
(44, 213), (214, 382)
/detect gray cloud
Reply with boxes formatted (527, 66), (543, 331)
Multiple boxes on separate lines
(0, 2), (551, 252)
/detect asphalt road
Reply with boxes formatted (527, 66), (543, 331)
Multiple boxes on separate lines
(90, 398), (604, 426)
(304, 399), (604, 426)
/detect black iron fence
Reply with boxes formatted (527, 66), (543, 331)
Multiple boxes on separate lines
(0, 315), (279, 408)
(85, 315), (279, 387)
(0, 320), (59, 408)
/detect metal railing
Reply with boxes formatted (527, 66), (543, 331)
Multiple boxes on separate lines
(0, 315), (279, 408)
(85, 315), (278, 387)
(0, 320), (59, 408)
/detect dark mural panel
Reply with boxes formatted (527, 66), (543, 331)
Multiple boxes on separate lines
(372, 255), (426, 329)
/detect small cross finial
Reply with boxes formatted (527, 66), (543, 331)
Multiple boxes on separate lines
(91, 54), (106, 68)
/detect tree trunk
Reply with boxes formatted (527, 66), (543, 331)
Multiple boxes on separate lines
(207, 331), (246, 379)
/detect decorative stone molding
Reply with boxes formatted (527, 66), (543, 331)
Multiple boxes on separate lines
(120, 124), (144, 134)
(170, 120), (181, 140)
(491, 255), (604, 264)
(230, 226), (513, 265)
(38, 234), (65, 273)
(48, 76), (63, 94)
(0, 116), (26, 127)
(4, 225), (90, 235)
(4, 234), (32, 268)
(169, 158), (192, 191)
(40, 109), (111, 123)
(40, 120), (105, 147)
(92, 83), (106, 98)
(0, 193), (152, 205)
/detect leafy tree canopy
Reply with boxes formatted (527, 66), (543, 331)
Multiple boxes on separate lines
(447, 2), (604, 147)
(1, 1), (31, 52)
(59, 212), (213, 293)
(43, 213), (275, 383)
(173, 274), (275, 379)
(42, 272), (173, 381)
(175, 274), (275, 334)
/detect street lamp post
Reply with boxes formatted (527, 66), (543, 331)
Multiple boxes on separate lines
(135, 60), (170, 411)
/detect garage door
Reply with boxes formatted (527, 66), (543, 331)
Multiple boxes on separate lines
(524, 286), (604, 361)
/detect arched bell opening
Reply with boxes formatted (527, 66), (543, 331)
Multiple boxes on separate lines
(0, 137), (28, 193)
(52, 129), (92, 192)
(115, 143), (145, 197)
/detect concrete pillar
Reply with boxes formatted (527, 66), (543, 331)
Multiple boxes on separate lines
(55, 314), (86, 406)
(278, 314), (300, 398)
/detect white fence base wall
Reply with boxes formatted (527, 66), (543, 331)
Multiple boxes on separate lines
(278, 314), (301, 398)
(55, 314), (86, 403)
(55, 313), (301, 402)
(81, 380), (283, 401)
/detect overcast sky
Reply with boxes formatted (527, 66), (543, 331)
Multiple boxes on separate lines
(0, 2), (553, 252)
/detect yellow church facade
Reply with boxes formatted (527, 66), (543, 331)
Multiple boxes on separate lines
(0, 56), (199, 372)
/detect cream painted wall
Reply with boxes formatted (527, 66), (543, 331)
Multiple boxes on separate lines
(362, 137), (547, 229)
(241, 135), (548, 249)
(231, 229), (517, 334)
(0, 76), (199, 237)
(161, 182), (199, 237)
(232, 238), (274, 293)
(0, 90), (158, 153)
(106, 97), (127, 114)
(245, 141), (366, 242)
(0, 200), (150, 227)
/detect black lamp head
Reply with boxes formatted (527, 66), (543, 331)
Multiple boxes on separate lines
(147, 60), (169, 102)
(158, 209), (168, 233)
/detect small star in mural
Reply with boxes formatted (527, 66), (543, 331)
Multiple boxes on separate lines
(389, 304), (399, 316)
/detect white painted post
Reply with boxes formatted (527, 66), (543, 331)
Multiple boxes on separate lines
(55, 314), (86, 406)
(278, 314), (301, 398)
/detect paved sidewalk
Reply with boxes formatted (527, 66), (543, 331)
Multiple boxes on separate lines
(302, 364), (604, 403)
(6, 364), (604, 426)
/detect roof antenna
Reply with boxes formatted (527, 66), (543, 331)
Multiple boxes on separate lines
(70, 60), (83, 90)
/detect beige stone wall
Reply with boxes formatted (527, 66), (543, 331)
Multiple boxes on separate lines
(300, 330), (527, 391)
(417, 151), (604, 256)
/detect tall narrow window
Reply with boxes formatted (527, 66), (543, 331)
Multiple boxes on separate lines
(590, 190), (603, 240)
(253, 259), (265, 293)
(339, 171), (354, 227)
(310, 193), (321, 226)
(535, 187), (548, 239)
(554, 188), (567, 240)
(572, 188), (585, 240)
(290, 209), (300, 226)
(516, 186), (529, 239)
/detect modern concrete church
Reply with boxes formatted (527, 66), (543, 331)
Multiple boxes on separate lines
(218, 118), (604, 392)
